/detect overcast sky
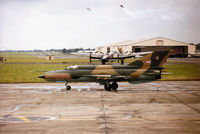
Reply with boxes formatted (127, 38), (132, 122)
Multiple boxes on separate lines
(0, 0), (200, 50)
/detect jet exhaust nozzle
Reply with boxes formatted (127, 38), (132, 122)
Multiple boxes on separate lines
(38, 75), (45, 79)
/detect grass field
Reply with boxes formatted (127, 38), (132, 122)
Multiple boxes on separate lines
(162, 64), (200, 80)
(0, 52), (200, 83)
(0, 63), (200, 83)
(0, 64), (69, 83)
(0, 52), (89, 63)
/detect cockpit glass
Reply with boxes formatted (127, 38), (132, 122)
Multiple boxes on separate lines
(66, 65), (78, 70)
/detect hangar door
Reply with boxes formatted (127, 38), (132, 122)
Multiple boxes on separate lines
(107, 47), (110, 53)
(171, 46), (188, 57)
(132, 46), (141, 52)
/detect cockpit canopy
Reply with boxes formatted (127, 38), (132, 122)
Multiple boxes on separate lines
(66, 65), (78, 70)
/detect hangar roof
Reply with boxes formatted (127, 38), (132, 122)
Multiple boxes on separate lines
(130, 37), (192, 46)
(98, 37), (193, 48)
(105, 40), (133, 47)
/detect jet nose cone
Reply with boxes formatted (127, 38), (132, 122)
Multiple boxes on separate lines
(38, 75), (45, 79)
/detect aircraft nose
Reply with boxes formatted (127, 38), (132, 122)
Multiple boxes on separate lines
(38, 75), (45, 79)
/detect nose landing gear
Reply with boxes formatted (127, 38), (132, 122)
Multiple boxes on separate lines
(65, 82), (71, 90)
(66, 85), (71, 90)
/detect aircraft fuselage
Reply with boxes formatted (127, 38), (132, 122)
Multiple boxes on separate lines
(42, 65), (162, 83)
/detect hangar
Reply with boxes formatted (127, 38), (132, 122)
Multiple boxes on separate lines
(96, 37), (196, 57)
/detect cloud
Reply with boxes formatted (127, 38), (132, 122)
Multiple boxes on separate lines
(0, 0), (200, 50)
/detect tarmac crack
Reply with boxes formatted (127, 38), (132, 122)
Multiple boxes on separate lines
(100, 91), (108, 134)
(164, 90), (200, 114)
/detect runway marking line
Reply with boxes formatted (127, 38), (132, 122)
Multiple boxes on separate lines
(18, 117), (30, 122)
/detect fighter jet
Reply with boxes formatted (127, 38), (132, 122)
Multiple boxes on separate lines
(38, 50), (170, 91)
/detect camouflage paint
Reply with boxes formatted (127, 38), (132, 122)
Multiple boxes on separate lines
(45, 73), (71, 81)
(130, 53), (152, 79)
(91, 65), (119, 75)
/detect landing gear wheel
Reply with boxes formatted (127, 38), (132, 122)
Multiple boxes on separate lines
(104, 83), (111, 91)
(66, 86), (71, 90)
(111, 82), (118, 90)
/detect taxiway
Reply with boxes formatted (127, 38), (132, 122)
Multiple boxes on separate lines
(0, 81), (200, 134)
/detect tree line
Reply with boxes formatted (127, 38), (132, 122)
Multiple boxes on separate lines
(0, 48), (95, 53)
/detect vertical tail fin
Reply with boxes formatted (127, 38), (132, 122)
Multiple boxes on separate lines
(150, 50), (171, 67)
(128, 50), (171, 67)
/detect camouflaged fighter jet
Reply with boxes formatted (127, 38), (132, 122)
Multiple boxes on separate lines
(38, 50), (170, 91)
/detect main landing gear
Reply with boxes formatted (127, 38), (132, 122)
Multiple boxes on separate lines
(65, 82), (71, 90)
(65, 81), (118, 91)
(104, 82), (118, 91)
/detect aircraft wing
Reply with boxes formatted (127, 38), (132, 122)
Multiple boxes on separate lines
(83, 75), (127, 81)
(90, 52), (104, 59)
(108, 55), (135, 59)
(89, 56), (103, 59)
(100, 51), (153, 59)
(122, 51), (153, 57)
